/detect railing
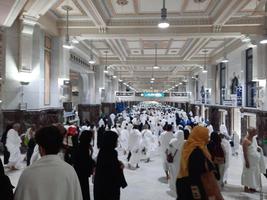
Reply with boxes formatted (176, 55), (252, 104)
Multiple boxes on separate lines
(115, 91), (191, 102)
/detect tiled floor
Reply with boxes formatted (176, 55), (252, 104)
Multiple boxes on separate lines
(3, 147), (267, 200)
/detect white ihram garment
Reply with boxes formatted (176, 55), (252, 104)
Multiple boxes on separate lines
(14, 155), (82, 200)
(6, 129), (23, 169)
(168, 131), (184, 194)
(241, 137), (261, 189)
(119, 129), (129, 152)
(159, 131), (175, 171)
(141, 129), (155, 159)
(221, 138), (231, 183)
(128, 129), (142, 166)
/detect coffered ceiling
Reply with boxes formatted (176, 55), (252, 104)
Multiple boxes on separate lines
(2, 0), (267, 91)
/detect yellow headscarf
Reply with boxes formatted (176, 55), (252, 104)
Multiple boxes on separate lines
(178, 126), (211, 178)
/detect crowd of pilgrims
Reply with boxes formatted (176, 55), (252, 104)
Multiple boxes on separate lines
(0, 103), (266, 200)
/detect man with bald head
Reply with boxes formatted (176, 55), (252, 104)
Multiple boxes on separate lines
(241, 127), (262, 193)
(6, 123), (23, 169)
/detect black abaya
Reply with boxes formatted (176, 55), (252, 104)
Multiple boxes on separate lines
(94, 149), (127, 200)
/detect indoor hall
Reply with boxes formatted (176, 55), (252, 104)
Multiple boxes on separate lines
(0, 0), (267, 200)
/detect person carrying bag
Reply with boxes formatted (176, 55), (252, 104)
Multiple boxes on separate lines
(176, 126), (224, 200)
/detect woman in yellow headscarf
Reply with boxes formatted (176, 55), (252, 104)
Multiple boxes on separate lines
(176, 126), (224, 200)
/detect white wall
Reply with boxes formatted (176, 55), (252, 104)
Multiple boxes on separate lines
(3, 22), (63, 110)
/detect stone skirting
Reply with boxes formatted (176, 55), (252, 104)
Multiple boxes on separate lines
(2, 109), (63, 132)
(77, 104), (101, 125)
(188, 104), (232, 134)
(101, 103), (116, 115)
(240, 108), (267, 139)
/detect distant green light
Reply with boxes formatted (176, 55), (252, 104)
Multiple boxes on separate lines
(142, 92), (164, 98)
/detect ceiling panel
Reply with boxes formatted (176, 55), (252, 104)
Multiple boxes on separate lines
(197, 48), (213, 55)
(127, 41), (141, 48)
(185, 0), (211, 12)
(139, 0), (182, 13)
(143, 49), (166, 54)
(167, 49), (180, 55)
(143, 40), (169, 48)
(170, 40), (186, 48)
(205, 40), (223, 48)
(131, 49), (142, 55)
(99, 49), (114, 56)
(93, 41), (108, 49)
(240, 0), (258, 11)
(111, 0), (135, 14)
(53, 0), (83, 16)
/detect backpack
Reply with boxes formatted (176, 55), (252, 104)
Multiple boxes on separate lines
(67, 126), (77, 136)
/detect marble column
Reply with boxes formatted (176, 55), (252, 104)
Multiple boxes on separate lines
(88, 73), (96, 104)
(95, 65), (105, 104)
(80, 73), (90, 104)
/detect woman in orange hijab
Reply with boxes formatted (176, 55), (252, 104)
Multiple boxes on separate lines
(176, 126), (224, 200)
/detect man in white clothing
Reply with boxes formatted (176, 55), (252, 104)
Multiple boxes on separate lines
(159, 124), (174, 179)
(167, 130), (184, 195)
(6, 123), (23, 169)
(110, 113), (116, 127)
(14, 126), (83, 200)
(128, 125), (142, 169)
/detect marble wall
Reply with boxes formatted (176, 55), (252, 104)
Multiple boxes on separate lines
(2, 109), (63, 132)
(77, 104), (101, 125)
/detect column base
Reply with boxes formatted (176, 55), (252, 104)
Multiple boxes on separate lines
(77, 104), (101, 125)
(101, 103), (116, 115)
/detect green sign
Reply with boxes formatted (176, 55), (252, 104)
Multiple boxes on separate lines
(142, 92), (164, 98)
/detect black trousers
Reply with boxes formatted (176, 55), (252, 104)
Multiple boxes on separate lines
(127, 151), (132, 162)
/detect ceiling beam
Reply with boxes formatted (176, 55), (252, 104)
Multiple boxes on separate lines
(100, 57), (205, 67)
(76, 0), (106, 28)
(64, 25), (262, 38)
(183, 38), (210, 60)
(106, 39), (126, 62)
(25, 0), (59, 19)
(80, 40), (101, 57)
(2, 0), (28, 27)
(212, 0), (251, 26)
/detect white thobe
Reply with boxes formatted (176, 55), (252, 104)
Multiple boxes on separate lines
(207, 124), (214, 135)
(98, 119), (105, 128)
(14, 155), (83, 200)
(110, 113), (116, 126)
(128, 129), (142, 166)
(119, 129), (129, 152)
(232, 132), (240, 154)
(220, 124), (229, 139)
(241, 137), (261, 189)
(6, 129), (22, 169)
(221, 138), (231, 183)
(159, 131), (175, 171)
(168, 131), (184, 195)
(141, 129), (155, 159)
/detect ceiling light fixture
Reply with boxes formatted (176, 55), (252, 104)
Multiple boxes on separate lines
(221, 38), (229, 63)
(113, 75), (117, 78)
(89, 41), (96, 64)
(202, 49), (208, 73)
(104, 50), (109, 73)
(153, 43), (160, 69)
(72, 37), (79, 44)
(62, 5), (73, 49)
(158, 0), (169, 29)
(241, 36), (251, 43)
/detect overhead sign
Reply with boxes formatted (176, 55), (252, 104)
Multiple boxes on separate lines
(142, 92), (164, 98)
(115, 92), (134, 97)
